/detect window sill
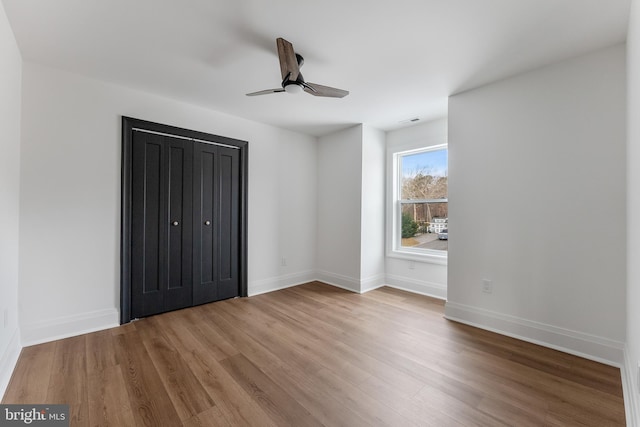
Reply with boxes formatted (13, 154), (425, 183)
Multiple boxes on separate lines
(387, 249), (448, 266)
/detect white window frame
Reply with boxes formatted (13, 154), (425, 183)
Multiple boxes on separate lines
(386, 143), (448, 265)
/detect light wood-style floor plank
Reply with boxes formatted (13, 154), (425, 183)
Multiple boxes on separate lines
(113, 330), (183, 426)
(47, 335), (90, 425)
(2, 282), (625, 426)
(87, 364), (137, 427)
(2, 341), (55, 403)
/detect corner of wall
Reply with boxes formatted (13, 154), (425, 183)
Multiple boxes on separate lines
(627, 0), (640, 424)
(0, 0), (23, 404)
(622, 346), (640, 427)
(248, 270), (317, 296)
(316, 270), (361, 293)
(0, 328), (22, 401)
(384, 274), (447, 300)
(360, 274), (386, 293)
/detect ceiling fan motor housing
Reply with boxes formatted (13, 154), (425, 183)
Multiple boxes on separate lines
(283, 70), (306, 94)
(284, 82), (304, 94)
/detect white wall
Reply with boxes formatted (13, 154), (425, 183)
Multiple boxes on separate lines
(385, 119), (448, 299)
(360, 125), (386, 291)
(0, 0), (22, 398)
(626, 0), (640, 423)
(18, 61), (318, 344)
(446, 44), (627, 365)
(316, 125), (363, 291)
(270, 135), (317, 294)
(317, 124), (388, 293)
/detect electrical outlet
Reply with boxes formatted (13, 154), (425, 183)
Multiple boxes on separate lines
(482, 279), (493, 294)
(408, 261), (415, 270)
(281, 257), (287, 267)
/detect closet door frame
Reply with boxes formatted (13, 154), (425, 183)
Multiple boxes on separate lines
(120, 116), (248, 324)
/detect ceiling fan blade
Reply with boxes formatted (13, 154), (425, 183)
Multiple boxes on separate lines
(277, 37), (299, 82)
(246, 88), (285, 96)
(304, 83), (349, 98)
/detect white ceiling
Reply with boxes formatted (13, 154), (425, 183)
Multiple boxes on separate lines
(2, 0), (631, 136)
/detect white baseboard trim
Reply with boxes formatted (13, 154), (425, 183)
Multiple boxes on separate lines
(623, 346), (640, 427)
(21, 308), (120, 347)
(444, 301), (624, 367)
(248, 270), (317, 296)
(316, 271), (388, 294)
(0, 328), (21, 401)
(385, 274), (447, 300)
(360, 274), (386, 293)
(316, 270), (360, 293)
(248, 270), (445, 298)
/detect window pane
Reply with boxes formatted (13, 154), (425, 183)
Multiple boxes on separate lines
(401, 149), (447, 200)
(400, 202), (448, 251)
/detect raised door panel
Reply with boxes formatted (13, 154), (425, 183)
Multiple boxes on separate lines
(164, 139), (193, 312)
(131, 132), (166, 318)
(193, 143), (218, 304)
(217, 147), (240, 300)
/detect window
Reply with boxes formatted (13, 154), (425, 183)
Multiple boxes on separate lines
(389, 144), (448, 263)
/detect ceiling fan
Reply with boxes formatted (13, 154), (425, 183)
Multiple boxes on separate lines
(246, 38), (349, 98)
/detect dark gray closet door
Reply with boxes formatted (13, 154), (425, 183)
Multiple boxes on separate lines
(131, 131), (193, 318)
(193, 142), (240, 305)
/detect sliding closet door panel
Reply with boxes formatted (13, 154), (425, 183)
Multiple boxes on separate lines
(131, 132), (166, 317)
(217, 147), (240, 300)
(165, 140), (193, 311)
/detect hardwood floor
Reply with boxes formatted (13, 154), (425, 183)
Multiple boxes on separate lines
(3, 282), (625, 426)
